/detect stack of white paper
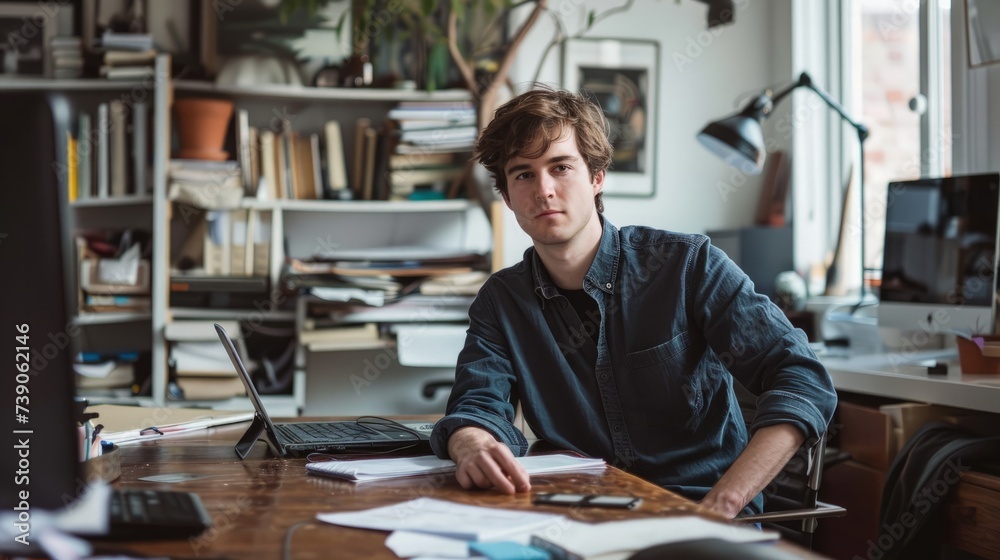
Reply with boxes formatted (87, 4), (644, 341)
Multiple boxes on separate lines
(305, 453), (606, 483)
(317, 497), (566, 542)
(529, 517), (779, 559)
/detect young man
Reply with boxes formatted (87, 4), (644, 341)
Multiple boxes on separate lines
(429, 89), (837, 518)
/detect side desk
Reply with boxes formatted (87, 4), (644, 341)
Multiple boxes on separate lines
(817, 352), (1000, 558)
(94, 420), (820, 559)
(820, 351), (1000, 414)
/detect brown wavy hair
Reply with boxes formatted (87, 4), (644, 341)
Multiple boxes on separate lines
(474, 88), (614, 213)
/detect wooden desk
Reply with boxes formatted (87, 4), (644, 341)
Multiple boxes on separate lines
(94, 422), (815, 559)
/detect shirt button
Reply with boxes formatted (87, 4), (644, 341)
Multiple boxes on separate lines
(605, 283), (612, 289)
(600, 373), (608, 381)
(613, 424), (622, 432)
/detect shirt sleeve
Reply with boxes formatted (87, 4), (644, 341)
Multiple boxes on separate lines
(687, 238), (837, 442)
(430, 284), (530, 459)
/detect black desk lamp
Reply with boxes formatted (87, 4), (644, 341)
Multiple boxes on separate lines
(697, 71), (870, 308)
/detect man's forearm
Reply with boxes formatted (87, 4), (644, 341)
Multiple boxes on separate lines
(701, 423), (805, 518)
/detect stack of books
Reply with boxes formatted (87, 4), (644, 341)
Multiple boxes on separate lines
(50, 36), (83, 79)
(384, 101), (477, 200)
(168, 159), (242, 209)
(66, 100), (151, 201)
(99, 31), (155, 80)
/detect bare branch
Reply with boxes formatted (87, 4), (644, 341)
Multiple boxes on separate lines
(530, 0), (637, 87)
(486, 0), (547, 97)
(447, 7), (478, 93)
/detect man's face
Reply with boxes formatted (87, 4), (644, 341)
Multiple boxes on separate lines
(503, 128), (604, 249)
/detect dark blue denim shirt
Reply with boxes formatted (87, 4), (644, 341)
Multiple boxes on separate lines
(430, 218), (837, 512)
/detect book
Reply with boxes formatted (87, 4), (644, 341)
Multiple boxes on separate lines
(259, 130), (279, 200)
(66, 131), (78, 202)
(298, 322), (381, 350)
(78, 113), (92, 199)
(389, 152), (456, 169)
(251, 210), (271, 277)
(97, 103), (109, 197)
(236, 109), (253, 195)
(310, 133), (324, 198)
(133, 101), (149, 194)
(361, 127), (378, 200)
(529, 517), (778, 560)
(324, 120), (348, 192)
(109, 100), (127, 196)
(352, 117), (372, 195)
(176, 376), (246, 400)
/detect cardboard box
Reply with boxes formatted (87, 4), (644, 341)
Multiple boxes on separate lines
(879, 403), (965, 462)
(838, 401), (893, 471)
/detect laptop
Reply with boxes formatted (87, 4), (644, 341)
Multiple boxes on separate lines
(214, 323), (430, 459)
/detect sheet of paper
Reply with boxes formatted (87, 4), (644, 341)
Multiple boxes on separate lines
(305, 453), (606, 483)
(529, 516), (779, 559)
(384, 531), (470, 558)
(317, 497), (566, 542)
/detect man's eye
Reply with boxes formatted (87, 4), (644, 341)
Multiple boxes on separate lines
(554, 165), (569, 172)
(515, 172), (532, 180)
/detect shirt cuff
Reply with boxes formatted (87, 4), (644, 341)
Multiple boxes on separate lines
(430, 413), (530, 459)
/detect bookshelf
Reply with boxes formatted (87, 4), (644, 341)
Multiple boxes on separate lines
(0, 56), (172, 408)
(160, 79), (493, 415)
(14, 55), (494, 413)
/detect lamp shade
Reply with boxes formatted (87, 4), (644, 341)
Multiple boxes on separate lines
(696, 114), (765, 174)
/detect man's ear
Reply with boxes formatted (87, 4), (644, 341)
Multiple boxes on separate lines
(592, 169), (606, 194)
(502, 191), (512, 210)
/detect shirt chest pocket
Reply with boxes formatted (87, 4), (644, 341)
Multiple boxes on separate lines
(626, 332), (703, 430)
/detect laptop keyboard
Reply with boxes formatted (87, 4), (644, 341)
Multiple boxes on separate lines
(106, 489), (212, 539)
(277, 421), (390, 443)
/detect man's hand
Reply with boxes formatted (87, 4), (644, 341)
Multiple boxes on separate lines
(447, 426), (531, 494)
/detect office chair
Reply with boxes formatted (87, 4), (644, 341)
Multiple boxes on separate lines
(733, 384), (847, 548)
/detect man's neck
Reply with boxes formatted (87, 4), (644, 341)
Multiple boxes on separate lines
(534, 213), (603, 290)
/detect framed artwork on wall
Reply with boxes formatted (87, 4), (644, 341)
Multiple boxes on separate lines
(562, 37), (659, 197)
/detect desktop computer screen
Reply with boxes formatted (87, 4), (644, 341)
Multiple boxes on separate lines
(878, 173), (1000, 336)
(0, 92), (82, 547)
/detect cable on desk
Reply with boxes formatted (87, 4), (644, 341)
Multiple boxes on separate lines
(283, 519), (319, 560)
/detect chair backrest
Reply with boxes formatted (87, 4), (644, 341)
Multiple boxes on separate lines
(733, 382), (844, 548)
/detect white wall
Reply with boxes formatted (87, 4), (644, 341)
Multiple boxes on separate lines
(497, 0), (795, 267)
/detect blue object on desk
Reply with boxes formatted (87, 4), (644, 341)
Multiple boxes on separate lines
(469, 541), (551, 560)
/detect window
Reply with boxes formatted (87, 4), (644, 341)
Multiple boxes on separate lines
(845, 0), (953, 286)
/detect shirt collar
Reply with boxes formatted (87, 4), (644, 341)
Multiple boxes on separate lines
(531, 217), (620, 304)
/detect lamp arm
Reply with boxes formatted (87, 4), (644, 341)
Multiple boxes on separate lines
(769, 72), (870, 143)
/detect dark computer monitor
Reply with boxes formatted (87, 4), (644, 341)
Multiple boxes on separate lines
(878, 173), (1000, 336)
(0, 92), (83, 540)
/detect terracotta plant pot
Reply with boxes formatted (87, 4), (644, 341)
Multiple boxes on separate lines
(956, 335), (1000, 374)
(173, 98), (234, 160)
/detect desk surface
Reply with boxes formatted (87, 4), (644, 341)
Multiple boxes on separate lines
(821, 350), (1000, 414)
(96, 422), (810, 559)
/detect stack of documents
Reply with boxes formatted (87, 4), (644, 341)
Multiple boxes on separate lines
(305, 453), (606, 483)
(529, 517), (779, 559)
(317, 498), (779, 559)
(318, 497), (564, 542)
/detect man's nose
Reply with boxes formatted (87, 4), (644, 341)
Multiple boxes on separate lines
(536, 173), (556, 199)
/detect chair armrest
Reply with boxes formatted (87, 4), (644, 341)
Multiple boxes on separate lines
(735, 501), (846, 523)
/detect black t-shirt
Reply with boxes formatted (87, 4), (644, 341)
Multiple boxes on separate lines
(558, 288), (600, 346)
